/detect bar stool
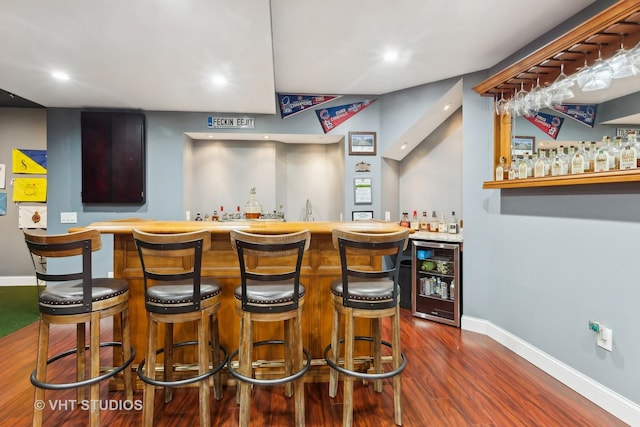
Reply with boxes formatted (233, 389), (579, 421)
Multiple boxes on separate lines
(132, 229), (227, 427)
(324, 228), (409, 426)
(227, 229), (311, 427)
(24, 229), (135, 427)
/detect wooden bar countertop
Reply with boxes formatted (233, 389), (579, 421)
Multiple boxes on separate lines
(74, 219), (408, 384)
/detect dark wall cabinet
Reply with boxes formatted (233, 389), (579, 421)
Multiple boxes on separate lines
(81, 112), (146, 204)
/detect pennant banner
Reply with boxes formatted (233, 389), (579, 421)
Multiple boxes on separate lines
(19, 205), (47, 228)
(13, 177), (47, 202)
(524, 111), (564, 140)
(315, 99), (377, 133)
(551, 104), (597, 127)
(278, 94), (341, 119)
(12, 148), (47, 174)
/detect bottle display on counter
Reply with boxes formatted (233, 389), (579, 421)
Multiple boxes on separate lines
(448, 211), (459, 234)
(429, 211), (438, 232)
(410, 210), (419, 230)
(400, 212), (410, 228)
(194, 212), (203, 221)
(212, 210), (219, 221)
(419, 211), (428, 231)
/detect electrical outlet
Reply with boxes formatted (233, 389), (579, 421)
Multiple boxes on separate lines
(60, 212), (77, 224)
(597, 327), (613, 352)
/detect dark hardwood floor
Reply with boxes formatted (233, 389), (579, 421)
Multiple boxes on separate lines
(0, 308), (627, 426)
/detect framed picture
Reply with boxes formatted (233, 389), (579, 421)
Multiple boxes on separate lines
(511, 136), (535, 156)
(349, 131), (377, 155)
(354, 177), (372, 204)
(352, 210), (374, 221)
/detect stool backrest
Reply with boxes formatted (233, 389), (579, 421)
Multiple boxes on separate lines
(230, 229), (310, 313)
(132, 229), (211, 313)
(24, 228), (102, 314)
(331, 228), (410, 310)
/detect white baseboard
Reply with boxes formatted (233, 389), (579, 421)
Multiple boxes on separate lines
(0, 276), (36, 286)
(461, 315), (640, 426)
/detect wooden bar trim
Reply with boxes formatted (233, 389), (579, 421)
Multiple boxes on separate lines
(482, 168), (640, 189)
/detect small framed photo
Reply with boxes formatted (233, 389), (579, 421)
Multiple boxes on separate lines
(354, 177), (372, 205)
(349, 131), (377, 156)
(352, 210), (374, 221)
(512, 136), (535, 156)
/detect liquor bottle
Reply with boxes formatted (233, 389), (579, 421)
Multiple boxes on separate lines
(533, 152), (546, 177)
(558, 145), (569, 175)
(449, 280), (455, 301)
(244, 188), (262, 219)
(212, 210), (219, 221)
(551, 154), (563, 176)
(495, 156), (506, 181)
(448, 211), (459, 234)
(399, 212), (410, 228)
(418, 211), (428, 231)
(438, 213), (447, 233)
(570, 148), (584, 174)
(517, 156), (527, 179)
(508, 160), (517, 180)
(410, 210), (419, 230)
(605, 136), (619, 170)
(589, 141), (598, 171)
(194, 212), (203, 221)
(429, 211), (438, 232)
(526, 154), (534, 177)
(630, 132), (640, 168)
(619, 144), (637, 170)
(594, 149), (609, 172)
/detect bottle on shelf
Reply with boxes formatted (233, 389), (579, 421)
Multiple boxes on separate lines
(429, 211), (438, 232)
(533, 151), (546, 177)
(400, 212), (410, 228)
(448, 211), (459, 234)
(570, 146), (585, 174)
(508, 159), (517, 180)
(438, 213), (447, 233)
(594, 148), (610, 172)
(410, 210), (419, 230)
(212, 209), (219, 221)
(419, 211), (428, 231)
(495, 156), (506, 181)
(558, 145), (569, 175)
(517, 156), (527, 179)
(440, 279), (448, 299)
(605, 136), (619, 170)
(630, 132), (640, 168)
(620, 143), (637, 170)
(449, 280), (455, 301)
(551, 153), (563, 176)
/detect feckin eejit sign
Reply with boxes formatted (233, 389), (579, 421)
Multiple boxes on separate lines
(207, 116), (255, 129)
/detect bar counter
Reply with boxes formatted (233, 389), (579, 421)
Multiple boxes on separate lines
(75, 219), (408, 382)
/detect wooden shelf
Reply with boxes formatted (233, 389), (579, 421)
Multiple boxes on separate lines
(483, 168), (640, 189)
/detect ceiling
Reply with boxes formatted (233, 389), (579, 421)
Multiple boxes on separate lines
(0, 0), (596, 113)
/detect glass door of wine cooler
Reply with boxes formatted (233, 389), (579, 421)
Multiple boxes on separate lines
(412, 240), (461, 327)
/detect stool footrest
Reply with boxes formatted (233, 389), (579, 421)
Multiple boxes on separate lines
(136, 340), (228, 387)
(31, 341), (135, 391)
(227, 339), (311, 386)
(324, 336), (407, 380)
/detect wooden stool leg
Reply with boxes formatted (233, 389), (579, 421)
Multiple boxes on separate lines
(198, 311), (211, 427)
(33, 319), (49, 427)
(89, 312), (100, 427)
(143, 317), (158, 427)
(163, 323), (174, 403)
(328, 304), (340, 398)
(372, 318), (383, 393)
(392, 306), (403, 425)
(210, 313), (223, 400)
(121, 307), (134, 401)
(343, 308), (354, 427)
(293, 308), (305, 426)
(76, 322), (86, 403)
(238, 311), (253, 427)
(284, 318), (293, 397)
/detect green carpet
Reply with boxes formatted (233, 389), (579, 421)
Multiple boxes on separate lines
(0, 286), (39, 338)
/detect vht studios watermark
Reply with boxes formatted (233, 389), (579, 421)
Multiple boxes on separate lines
(34, 399), (142, 411)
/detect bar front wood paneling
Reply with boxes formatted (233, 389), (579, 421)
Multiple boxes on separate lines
(73, 219), (407, 383)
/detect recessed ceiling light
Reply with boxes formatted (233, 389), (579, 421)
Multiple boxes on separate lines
(51, 71), (70, 81)
(212, 75), (227, 85)
(444, 103), (451, 111)
(263, 135), (270, 139)
(383, 51), (399, 62)
(400, 143), (407, 150)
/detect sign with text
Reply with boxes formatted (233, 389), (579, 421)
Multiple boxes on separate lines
(315, 99), (377, 133)
(278, 94), (341, 118)
(551, 104), (597, 127)
(207, 116), (255, 129)
(524, 111), (564, 140)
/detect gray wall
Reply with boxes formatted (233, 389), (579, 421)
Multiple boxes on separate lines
(0, 108), (47, 276)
